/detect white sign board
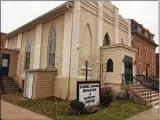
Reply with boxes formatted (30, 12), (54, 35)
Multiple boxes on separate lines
(77, 81), (100, 107)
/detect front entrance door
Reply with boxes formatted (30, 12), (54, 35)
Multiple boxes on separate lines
(0, 54), (10, 76)
(26, 72), (34, 99)
(124, 55), (133, 84)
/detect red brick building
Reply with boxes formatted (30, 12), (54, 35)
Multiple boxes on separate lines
(156, 53), (159, 77)
(0, 32), (7, 48)
(131, 19), (158, 77)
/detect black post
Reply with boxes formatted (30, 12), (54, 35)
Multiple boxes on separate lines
(85, 60), (88, 81)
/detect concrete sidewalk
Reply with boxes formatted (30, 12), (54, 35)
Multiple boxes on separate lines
(1, 100), (52, 120)
(126, 107), (159, 120)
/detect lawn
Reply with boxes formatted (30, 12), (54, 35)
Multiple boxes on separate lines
(2, 98), (151, 120)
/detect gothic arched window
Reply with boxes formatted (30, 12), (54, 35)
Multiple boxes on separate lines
(106, 59), (113, 72)
(103, 32), (110, 46)
(25, 35), (31, 69)
(48, 25), (56, 66)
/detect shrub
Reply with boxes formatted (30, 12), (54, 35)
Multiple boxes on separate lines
(101, 87), (112, 95)
(113, 89), (130, 101)
(100, 87), (113, 107)
(70, 99), (85, 113)
(85, 105), (99, 114)
(101, 94), (113, 107)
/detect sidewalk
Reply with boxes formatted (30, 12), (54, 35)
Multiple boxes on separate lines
(126, 107), (159, 120)
(1, 100), (52, 120)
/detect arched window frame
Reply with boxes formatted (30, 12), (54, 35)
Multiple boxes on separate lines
(106, 59), (113, 72)
(151, 51), (154, 62)
(25, 35), (31, 69)
(103, 32), (110, 46)
(48, 24), (56, 67)
(145, 47), (148, 60)
(138, 44), (141, 57)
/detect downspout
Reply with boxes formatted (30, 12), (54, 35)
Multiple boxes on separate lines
(66, 2), (74, 100)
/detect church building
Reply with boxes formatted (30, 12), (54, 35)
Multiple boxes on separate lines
(1, 1), (137, 100)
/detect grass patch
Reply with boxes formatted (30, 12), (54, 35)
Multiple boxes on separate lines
(3, 99), (151, 120)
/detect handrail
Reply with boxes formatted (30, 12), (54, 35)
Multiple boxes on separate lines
(123, 74), (156, 104)
(136, 75), (159, 92)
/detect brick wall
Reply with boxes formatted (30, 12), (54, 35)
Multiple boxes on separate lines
(131, 37), (156, 76)
(156, 53), (159, 77)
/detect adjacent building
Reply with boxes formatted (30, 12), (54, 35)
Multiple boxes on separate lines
(1, 32), (7, 48)
(156, 53), (159, 77)
(131, 19), (158, 77)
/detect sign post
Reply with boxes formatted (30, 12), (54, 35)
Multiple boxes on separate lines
(85, 60), (88, 81)
(77, 81), (100, 107)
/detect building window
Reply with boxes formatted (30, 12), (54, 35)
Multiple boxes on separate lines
(144, 32), (148, 38)
(10, 39), (15, 49)
(137, 26), (141, 33)
(138, 44), (140, 57)
(145, 48), (148, 60)
(151, 51), (154, 62)
(103, 32), (110, 46)
(138, 65), (141, 75)
(48, 25), (56, 66)
(106, 59), (113, 72)
(25, 35), (31, 69)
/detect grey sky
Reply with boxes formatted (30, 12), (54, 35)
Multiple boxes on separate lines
(1, 1), (159, 52)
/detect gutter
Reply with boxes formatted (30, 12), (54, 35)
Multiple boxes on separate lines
(66, 1), (74, 100)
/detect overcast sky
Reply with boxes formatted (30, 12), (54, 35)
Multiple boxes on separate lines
(1, 1), (159, 52)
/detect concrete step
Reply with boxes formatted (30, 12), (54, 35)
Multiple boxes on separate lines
(3, 90), (19, 93)
(1, 77), (19, 93)
(130, 86), (146, 89)
(3, 80), (16, 83)
(145, 96), (159, 102)
(3, 86), (18, 89)
(3, 83), (17, 86)
(150, 100), (159, 107)
(132, 89), (157, 94)
(140, 93), (159, 98)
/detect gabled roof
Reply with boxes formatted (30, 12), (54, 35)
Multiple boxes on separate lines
(2, 1), (74, 40)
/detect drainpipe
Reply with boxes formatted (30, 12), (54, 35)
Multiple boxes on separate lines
(66, 2), (74, 100)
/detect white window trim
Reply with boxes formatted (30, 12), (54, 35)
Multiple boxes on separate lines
(48, 25), (56, 67)
(25, 35), (31, 69)
(145, 47), (148, 60)
(151, 51), (154, 62)
(138, 44), (141, 58)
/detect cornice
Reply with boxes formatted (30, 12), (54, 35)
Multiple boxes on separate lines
(132, 30), (158, 48)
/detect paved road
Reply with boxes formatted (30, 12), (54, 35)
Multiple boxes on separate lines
(1, 100), (52, 120)
(126, 106), (159, 120)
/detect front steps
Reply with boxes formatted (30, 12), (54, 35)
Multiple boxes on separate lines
(0, 76), (19, 93)
(129, 85), (159, 107)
